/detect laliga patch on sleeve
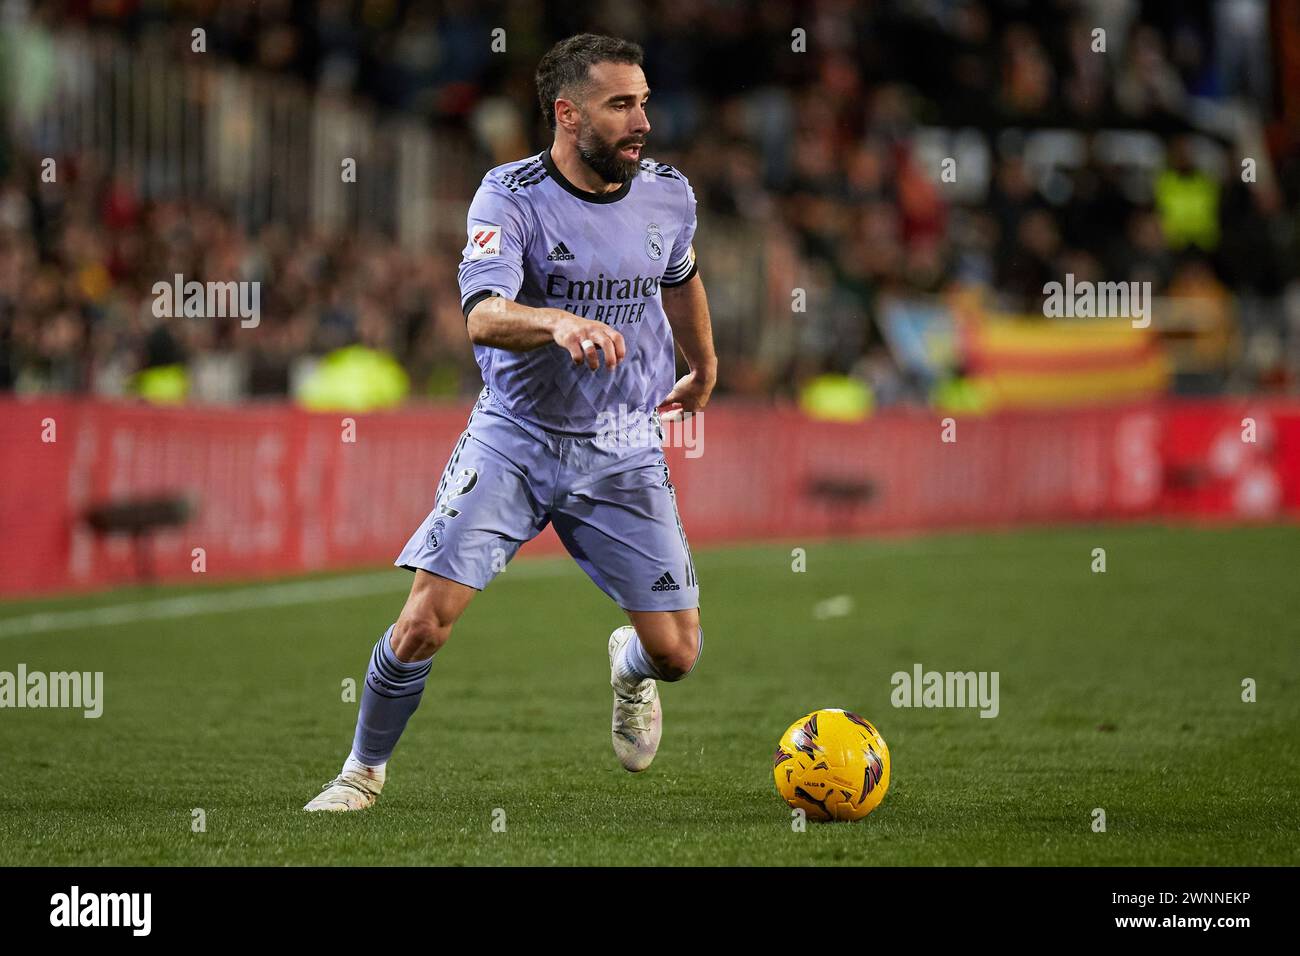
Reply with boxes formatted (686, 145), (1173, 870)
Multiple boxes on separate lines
(467, 223), (502, 259)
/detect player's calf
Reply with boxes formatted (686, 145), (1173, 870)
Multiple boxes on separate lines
(304, 571), (477, 811)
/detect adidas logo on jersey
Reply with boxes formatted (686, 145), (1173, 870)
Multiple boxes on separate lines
(651, 572), (681, 592)
(546, 242), (576, 261)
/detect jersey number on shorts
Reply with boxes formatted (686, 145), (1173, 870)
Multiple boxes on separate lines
(438, 468), (479, 518)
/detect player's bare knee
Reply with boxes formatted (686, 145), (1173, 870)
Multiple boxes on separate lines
(654, 624), (702, 681)
(390, 615), (451, 661)
(654, 654), (690, 681)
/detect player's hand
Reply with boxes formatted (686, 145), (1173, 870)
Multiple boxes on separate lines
(657, 367), (716, 421)
(550, 312), (627, 371)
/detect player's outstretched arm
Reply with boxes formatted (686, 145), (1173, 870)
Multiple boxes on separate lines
(467, 295), (627, 371)
(659, 273), (718, 418)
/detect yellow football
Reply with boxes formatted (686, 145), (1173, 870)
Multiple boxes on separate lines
(773, 709), (890, 821)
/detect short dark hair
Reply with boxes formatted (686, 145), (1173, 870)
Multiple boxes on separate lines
(535, 33), (644, 131)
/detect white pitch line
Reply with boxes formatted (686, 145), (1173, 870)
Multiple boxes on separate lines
(0, 537), (991, 640)
(0, 560), (576, 640)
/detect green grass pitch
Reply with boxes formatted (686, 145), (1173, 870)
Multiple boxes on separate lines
(0, 524), (1296, 866)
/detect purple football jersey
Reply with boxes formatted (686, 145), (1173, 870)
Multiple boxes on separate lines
(458, 148), (698, 436)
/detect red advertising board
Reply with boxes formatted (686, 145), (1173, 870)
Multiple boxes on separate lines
(1, 398), (1296, 597)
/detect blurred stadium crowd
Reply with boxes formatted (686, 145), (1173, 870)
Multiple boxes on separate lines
(1, 0), (1296, 405)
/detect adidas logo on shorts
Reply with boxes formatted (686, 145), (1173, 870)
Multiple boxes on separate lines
(546, 242), (576, 261)
(651, 572), (681, 592)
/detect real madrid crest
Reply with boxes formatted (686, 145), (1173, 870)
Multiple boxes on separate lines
(645, 223), (664, 261)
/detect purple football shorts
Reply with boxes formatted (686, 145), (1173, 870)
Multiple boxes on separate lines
(395, 390), (699, 612)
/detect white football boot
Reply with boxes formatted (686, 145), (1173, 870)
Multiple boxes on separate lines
(303, 765), (385, 812)
(608, 626), (663, 772)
